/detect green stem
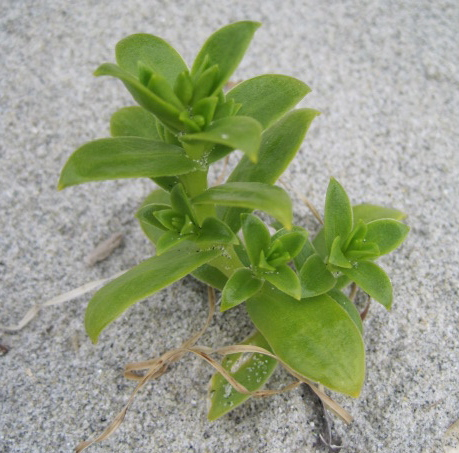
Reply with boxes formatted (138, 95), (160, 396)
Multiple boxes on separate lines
(179, 141), (216, 223)
(180, 169), (214, 224)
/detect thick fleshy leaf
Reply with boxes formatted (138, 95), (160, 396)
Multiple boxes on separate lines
(145, 71), (184, 109)
(324, 178), (353, 252)
(208, 330), (277, 420)
(192, 264), (228, 291)
(94, 63), (182, 131)
(192, 64), (220, 103)
(155, 231), (189, 255)
(293, 239), (317, 271)
(345, 240), (380, 261)
(327, 289), (363, 334)
(153, 209), (184, 231)
(227, 75), (311, 128)
(262, 264), (302, 300)
(170, 183), (198, 225)
(110, 106), (161, 139)
(221, 268), (263, 311)
(268, 231), (308, 261)
(193, 182), (293, 228)
(233, 243), (251, 268)
(115, 33), (187, 83)
(312, 229), (327, 260)
(85, 245), (221, 342)
(151, 176), (180, 192)
(136, 203), (170, 230)
(343, 220), (368, 251)
(197, 217), (238, 245)
(241, 214), (271, 266)
(246, 287), (365, 397)
(137, 189), (171, 244)
(340, 261), (393, 309)
(221, 109), (319, 230)
(299, 254), (336, 297)
(363, 219), (410, 255)
(191, 21), (260, 93)
(353, 204), (407, 224)
(58, 137), (201, 189)
(174, 70), (194, 104)
(226, 109), (319, 183)
(193, 96), (219, 125)
(329, 236), (352, 268)
(182, 116), (262, 163)
(136, 189), (170, 244)
(335, 275), (351, 290)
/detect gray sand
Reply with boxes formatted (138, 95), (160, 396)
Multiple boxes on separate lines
(1, 1), (458, 452)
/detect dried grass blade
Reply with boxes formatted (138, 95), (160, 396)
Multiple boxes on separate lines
(0, 271), (126, 333)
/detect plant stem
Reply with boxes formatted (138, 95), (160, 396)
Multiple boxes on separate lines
(180, 169), (214, 224)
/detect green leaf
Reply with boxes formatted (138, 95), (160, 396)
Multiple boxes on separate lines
(233, 243), (251, 268)
(343, 220), (367, 251)
(329, 236), (352, 268)
(340, 261), (393, 309)
(363, 219), (410, 255)
(115, 33), (187, 83)
(192, 264), (228, 291)
(109, 106), (179, 192)
(153, 209), (183, 231)
(58, 137), (202, 189)
(268, 231), (308, 261)
(174, 70), (194, 105)
(353, 203), (407, 224)
(146, 71), (184, 109)
(137, 189), (171, 244)
(94, 63), (182, 131)
(193, 182), (293, 228)
(192, 96), (219, 125)
(312, 229), (327, 261)
(293, 238), (317, 271)
(227, 75), (311, 128)
(197, 217), (238, 245)
(335, 275), (351, 290)
(241, 214), (271, 267)
(170, 183), (198, 225)
(324, 178), (353, 252)
(151, 176), (180, 192)
(110, 106), (161, 140)
(246, 287), (365, 397)
(192, 64), (220, 102)
(221, 268), (263, 311)
(345, 240), (380, 261)
(208, 330), (277, 420)
(155, 231), (188, 255)
(220, 109), (319, 230)
(262, 265), (302, 300)
(182, 116), (262, 163)
(328, 289), (363, 335)
(191, 21), (261, 93)
(226, 109), (319, 182)
(85, 245), (221, 342)
(299, 254), (336, 297)
(136, 203), (170, 230)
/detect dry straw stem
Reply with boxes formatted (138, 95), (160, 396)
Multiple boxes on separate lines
(0, 271), (126, 333)
(76, 288), (352, 452)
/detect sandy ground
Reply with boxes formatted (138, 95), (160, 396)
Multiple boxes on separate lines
(1, 1), (458, 452)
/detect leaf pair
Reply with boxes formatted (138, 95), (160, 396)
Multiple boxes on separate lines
(221, 215), (307, 311)
(318, 178), (409, 308)
(93, 22), (265, 163)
